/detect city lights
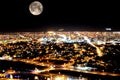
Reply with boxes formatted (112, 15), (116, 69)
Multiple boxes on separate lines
(0, 32), (120, 79)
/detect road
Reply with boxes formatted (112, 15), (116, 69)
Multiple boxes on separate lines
(3, 58), (120, 77)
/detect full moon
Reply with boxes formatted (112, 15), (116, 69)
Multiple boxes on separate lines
(29, 1), (43, 15)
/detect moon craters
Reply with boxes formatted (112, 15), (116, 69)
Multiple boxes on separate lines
(29, 1), (43, 15)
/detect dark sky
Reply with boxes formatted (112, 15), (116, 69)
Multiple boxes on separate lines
(0, 0), (120, 32)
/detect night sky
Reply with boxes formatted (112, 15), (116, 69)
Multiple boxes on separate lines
(0, 0), (120, 32)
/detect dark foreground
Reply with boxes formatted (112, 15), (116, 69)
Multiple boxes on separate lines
(0, 60), (120, 80)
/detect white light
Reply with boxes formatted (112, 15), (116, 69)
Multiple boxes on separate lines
(8, 57), (13, 60)
(76, 66), (96, 71)
(34, 76), (39, 80)
(47, 78), (50, 80)
(55, 76), (64, 80)
(105, 28), (111, 31)
(10, 74), (13, 79)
